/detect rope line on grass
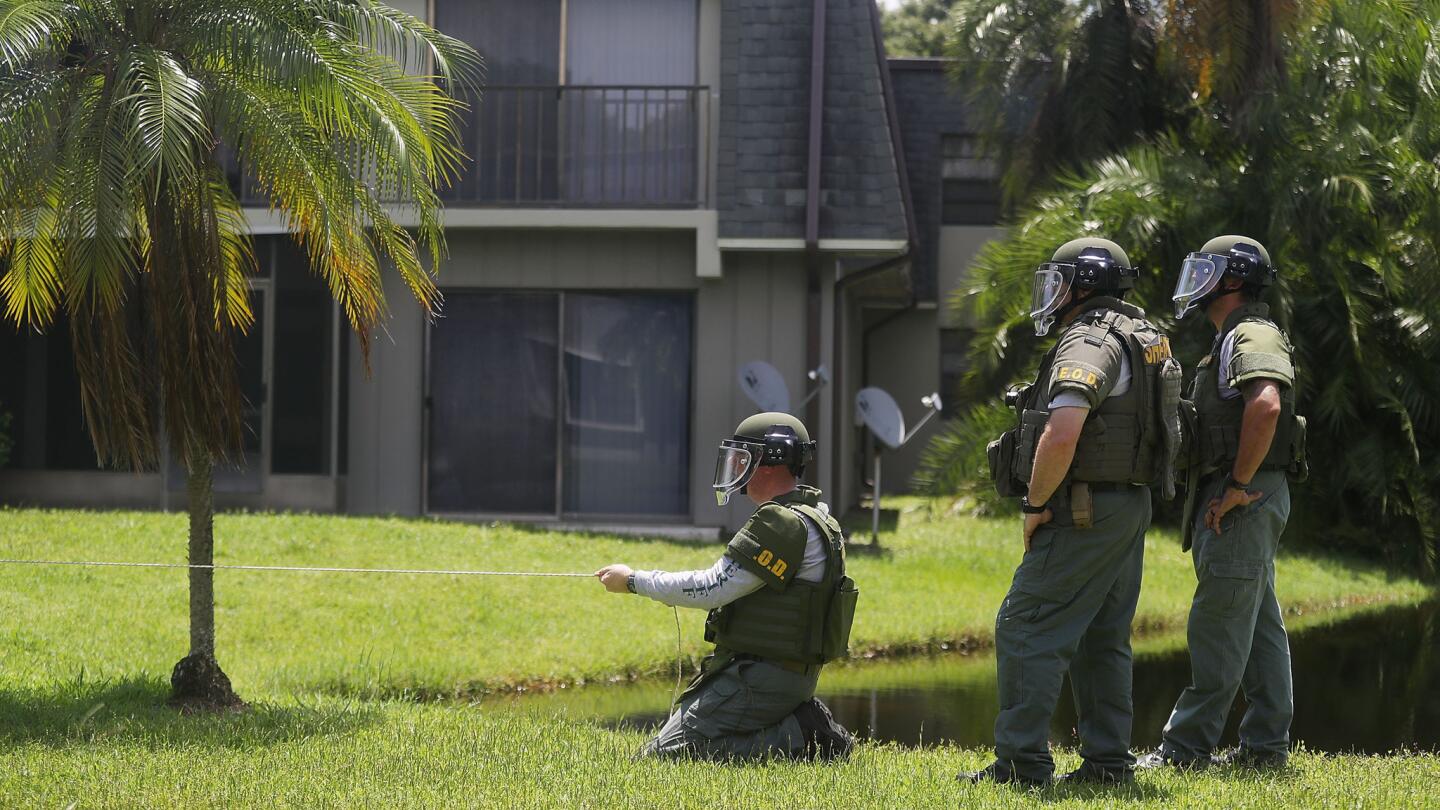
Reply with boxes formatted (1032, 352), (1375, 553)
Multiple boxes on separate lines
(0, 558), (596, 577)
(0, 556), (693, 708)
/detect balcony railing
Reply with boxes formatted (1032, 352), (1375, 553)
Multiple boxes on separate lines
(225, 85), (709, 210)
(445, 85), (709, 208)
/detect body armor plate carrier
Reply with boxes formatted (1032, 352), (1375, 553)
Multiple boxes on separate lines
(989, 298), (1185, 499)
(704, 487), (858, 665)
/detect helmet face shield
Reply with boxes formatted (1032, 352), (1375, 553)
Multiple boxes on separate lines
(1029, 264), (1073, 337)
(712, 439), (761, 506)
(1172, 253), (1226, 319)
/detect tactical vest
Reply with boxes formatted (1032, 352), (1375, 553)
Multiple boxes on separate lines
(1008, 298), (1183, 491)
(705, 487), (858, 665)
(1190, 306), (1307, 478)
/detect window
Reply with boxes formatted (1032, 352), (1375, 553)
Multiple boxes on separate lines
(270, 238), (346, 475)
(0, 317), (105, 471)
(0, 240), (347, 482)
(433, 0), (701, 205)
(426, 291), (692, 518)
(941, 135), (1002, 225)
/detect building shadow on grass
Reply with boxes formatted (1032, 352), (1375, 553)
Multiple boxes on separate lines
(0, 675), (379, 750)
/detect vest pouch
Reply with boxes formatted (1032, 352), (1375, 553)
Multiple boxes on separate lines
(821, 575), (859, 662)
(1177, 399), (1198, 470)
(988, 429), (1025, 497)
(1015, 409), (1050, 485)
(703, 607), (724, 644)
(1072, 413), (1148, 484)
(1288, 414), (1309, 483)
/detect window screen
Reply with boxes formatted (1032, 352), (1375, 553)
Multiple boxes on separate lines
(427, 293), (560, 514)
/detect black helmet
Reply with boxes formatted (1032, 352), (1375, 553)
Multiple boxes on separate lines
(1172, 235), (1276, 319)
(1030, 237), (1139, 336)
(711, 413), (816, 506)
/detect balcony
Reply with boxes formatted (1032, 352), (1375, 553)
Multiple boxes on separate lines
(446, 85), (708, 209)
(227, 85), (710, 211)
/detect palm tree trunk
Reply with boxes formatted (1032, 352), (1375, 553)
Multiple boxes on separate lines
(169, 453), (244, 710)
(187, 454), (216, 655)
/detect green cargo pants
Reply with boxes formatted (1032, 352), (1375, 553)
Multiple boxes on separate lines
(992, 485), (1150, 782)
(641, 656), (818, 761)
(1162, 470), (1293, 759)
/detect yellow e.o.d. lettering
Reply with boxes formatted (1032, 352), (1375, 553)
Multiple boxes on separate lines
(757, 549), (774, 566)
(770, 559), (788, 577)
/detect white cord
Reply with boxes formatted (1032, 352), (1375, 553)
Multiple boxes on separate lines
(0, 558), (595, 577)
(670, 605), (684, 709)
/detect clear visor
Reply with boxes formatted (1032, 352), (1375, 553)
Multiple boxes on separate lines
(1029, 265), (1072, 336)
(1172, 253), (1226, 318)
(712, 441), (759, 505)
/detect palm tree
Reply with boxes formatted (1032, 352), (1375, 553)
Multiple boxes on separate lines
(0, 0), (480, 706)
(943, 1), (1315, 201)
(944, 0), (1173, 201)
(921, 0), (1440, 572)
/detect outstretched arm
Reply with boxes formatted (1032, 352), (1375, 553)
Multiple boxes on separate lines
(595, 554), (764, 609)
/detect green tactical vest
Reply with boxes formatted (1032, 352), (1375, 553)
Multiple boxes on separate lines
(1012, 297), (1181, 488)
(705, 486), (857, 665)
(1190, 303), (1307, 477)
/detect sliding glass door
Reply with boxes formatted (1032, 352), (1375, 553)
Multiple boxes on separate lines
(426, 293), (559, 514)
(426, 291), (692, 518)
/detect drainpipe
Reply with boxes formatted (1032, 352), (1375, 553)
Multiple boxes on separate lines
(825, 0), (922, 505)
(803, 0), (827, 440)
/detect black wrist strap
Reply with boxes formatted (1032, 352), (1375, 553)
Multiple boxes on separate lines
(626, 573), (637, 594)
(1021, 496), (1048, 514)
(1224, 473), (1251, 491)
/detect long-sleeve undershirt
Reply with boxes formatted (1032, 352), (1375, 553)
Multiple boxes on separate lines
(632, 504), (830, 610)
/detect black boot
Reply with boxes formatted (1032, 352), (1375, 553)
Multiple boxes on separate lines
(1137, 745), (1210, 772)
(1216, 746), (1288, 769)
(961, 761), (1052, 787)
(1057, 760), (1135, 785)
(793, 697), (855, 762)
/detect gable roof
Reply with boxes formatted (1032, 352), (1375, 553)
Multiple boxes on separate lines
(717, 0), (910, 245)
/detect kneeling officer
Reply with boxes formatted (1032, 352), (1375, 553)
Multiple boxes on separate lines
(595, 413), (858, 762)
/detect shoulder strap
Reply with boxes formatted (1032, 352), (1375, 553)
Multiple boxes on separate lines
(1082, 310), (1123, 347)
(783, 503), (845, 583)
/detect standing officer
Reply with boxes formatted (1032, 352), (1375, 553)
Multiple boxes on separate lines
(972, 237), (1183, 786)
(594, 412), (858, 762)
(1141, 235), (1306, 770)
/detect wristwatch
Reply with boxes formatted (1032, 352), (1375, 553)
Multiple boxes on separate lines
(1223, 473), (1251, 492)
(1020, 496), (1048, 514)
(626, 573), (637, 594)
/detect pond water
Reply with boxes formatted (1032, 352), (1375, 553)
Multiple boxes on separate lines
(528, 600), (1439, 754)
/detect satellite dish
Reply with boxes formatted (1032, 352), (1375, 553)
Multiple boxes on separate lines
(856, 387), (905, 449)
(739, 361), (791, 413)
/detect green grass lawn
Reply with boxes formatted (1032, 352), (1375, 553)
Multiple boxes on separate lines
(0, 684), (1435, 808)
(0, 502), (1427, 696)
(0, 504), (1433, 807)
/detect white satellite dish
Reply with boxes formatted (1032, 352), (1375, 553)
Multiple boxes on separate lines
(854, 387), (944, 545)
(739, 361), (791, 413)
(856, 387), (905, 449)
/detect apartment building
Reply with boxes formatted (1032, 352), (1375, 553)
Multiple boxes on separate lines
(0, 1), (998, 535)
